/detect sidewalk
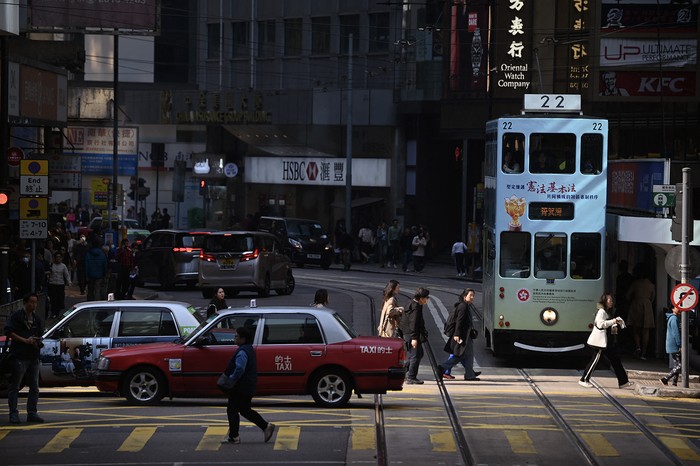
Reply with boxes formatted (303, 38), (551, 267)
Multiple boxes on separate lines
(346, 253), (700, 398)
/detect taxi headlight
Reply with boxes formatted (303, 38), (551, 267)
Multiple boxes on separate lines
(289, 238), (302, 249)
(96, 357), (110, 370)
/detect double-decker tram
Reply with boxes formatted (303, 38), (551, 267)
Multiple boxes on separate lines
(482, 95), (608, 356)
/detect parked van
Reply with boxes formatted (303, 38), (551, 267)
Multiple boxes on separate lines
(257, 217), (334, 269)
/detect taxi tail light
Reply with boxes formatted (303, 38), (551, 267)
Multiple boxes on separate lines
(398, 346), (407, 367)
(239, 249), (259, 262)
(200, 251), (217, 262)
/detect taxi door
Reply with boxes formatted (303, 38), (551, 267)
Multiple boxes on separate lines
(255, 314), (326, 395)
(181, 313), (261, 396)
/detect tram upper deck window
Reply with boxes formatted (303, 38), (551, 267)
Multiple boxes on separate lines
(500, 231), (530, 278)
(534, 233), (567, 279)
(529, 133), (576, 174)
(502, 133), (524, 174)
(570, 233), (601, 279)
(581, 133), (603, 175)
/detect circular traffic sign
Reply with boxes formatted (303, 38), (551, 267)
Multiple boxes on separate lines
(670, 283), (699, 311)
(7, 147), (24, 166)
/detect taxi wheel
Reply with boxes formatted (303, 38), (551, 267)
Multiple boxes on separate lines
(275, 271), (295, 296)
(310, 368), (352, 408)
(258, 275), (271, 297)
(122, 367), (166, 405)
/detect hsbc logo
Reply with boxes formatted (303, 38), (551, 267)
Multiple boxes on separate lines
(638, 77), (686, 93)
(306, 162), (318, 180)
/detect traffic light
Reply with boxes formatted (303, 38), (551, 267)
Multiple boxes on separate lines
(199, 179), (207, 196)
(0, 190), (8, 207)
(671, 182), (694, 242)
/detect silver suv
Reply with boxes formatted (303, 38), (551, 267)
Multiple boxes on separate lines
(198, 231), (295, 299)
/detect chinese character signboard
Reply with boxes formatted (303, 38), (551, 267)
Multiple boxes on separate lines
(491, 0), (533, 97)
(65, 126), (139, 176)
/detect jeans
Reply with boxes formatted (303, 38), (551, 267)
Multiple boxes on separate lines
(8, 357), (40, 417)
(454, 253), (465, 274)
(441, 338), (477, 379)
(402, 250), (413, 272)
(404, 340), (424, 379)
(227, 390), (268, 438)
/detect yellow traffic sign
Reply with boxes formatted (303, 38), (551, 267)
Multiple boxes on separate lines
(20, 159), (49, 176)
(19, 197), (48, 220)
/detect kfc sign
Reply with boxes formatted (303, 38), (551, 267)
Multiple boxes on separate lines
(599, 71), (696, 97)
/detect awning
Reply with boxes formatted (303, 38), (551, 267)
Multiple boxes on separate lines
(225, 125), (334, 157)
(331, 197), (385, 209)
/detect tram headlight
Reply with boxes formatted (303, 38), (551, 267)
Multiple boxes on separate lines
(540, 307), (558, 326)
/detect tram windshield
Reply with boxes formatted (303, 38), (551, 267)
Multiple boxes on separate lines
(529, 133), (576, 174)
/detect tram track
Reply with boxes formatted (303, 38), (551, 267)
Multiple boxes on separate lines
(518, 368), (685, 466)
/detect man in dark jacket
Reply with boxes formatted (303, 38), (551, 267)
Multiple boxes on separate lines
(84, 237), (107, 301)
(220, 326), (276, 444)
(399, 287), (430, 384)
(5, 293), (44, 424)
(438, 288), (482, 381)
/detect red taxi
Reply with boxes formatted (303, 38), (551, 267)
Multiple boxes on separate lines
(95, 306), (407, 407)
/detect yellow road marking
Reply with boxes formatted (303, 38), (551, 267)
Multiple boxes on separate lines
(0, 431), (9, 441)
(351, 427), (375, 450)
(196, 426), (229, 451)
(117, 427), (157, 452)
(273, 426), (300, 451)
(504, 430), (535, 454)
(660, 436), (700, 461)
(430, 429), (456, 452)
(580, 433), (618, 456)
(39, 428), (82, 453)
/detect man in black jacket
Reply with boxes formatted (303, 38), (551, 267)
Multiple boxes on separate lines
(5, 293), (44, 424)
(220, 326), (276, 444)
(399, 288), (430, 384)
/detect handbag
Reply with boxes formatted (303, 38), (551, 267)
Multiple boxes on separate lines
(0, 338), (15, 377)
(216, 373), (236, 392)
(469, 328), (479, 340)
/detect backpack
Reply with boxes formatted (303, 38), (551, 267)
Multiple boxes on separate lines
(444, 305), (458, 337)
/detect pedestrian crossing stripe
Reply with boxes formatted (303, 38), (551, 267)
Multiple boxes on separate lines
(118, 426), (158, 452)
(196, 426), (229, 451)
(430, 429), (456, 452)
(580, 433), (618, 457)
(660, 436), (700, 461)
(39, 428), (82, 454)
(504, 430), (536, 454)
(351, 427), (375, 450)
(273, 426), (301, 451)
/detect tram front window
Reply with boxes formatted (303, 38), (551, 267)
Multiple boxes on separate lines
(534, 233), (566, 279)
(530, 133), (576, 174)
(571, 233), (601, 279)
(500, 231), (531, 278)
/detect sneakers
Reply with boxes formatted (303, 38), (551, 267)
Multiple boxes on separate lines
(27, 414), (44, 423)
(660, 377), (669, 386)
(264, 423), (276, 443)
(221, 436), (241, 444)
(405, 378), (424, 385)
(619, 381), (635, 389)
(578, 380), (594, 388)
(9, 413), (20, 424)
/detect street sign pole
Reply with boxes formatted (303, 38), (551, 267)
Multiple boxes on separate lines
(681, 168), (690, 388)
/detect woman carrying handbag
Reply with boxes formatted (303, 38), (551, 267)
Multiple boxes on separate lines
(579, 292), (634, 389)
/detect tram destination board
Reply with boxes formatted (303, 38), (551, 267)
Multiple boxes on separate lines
(528, 202), (575, 221)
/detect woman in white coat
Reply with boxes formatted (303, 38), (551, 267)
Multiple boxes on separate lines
(579, 292), (634, 389)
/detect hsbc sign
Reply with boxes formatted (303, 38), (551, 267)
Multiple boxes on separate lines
(250, 157), (390, 187)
